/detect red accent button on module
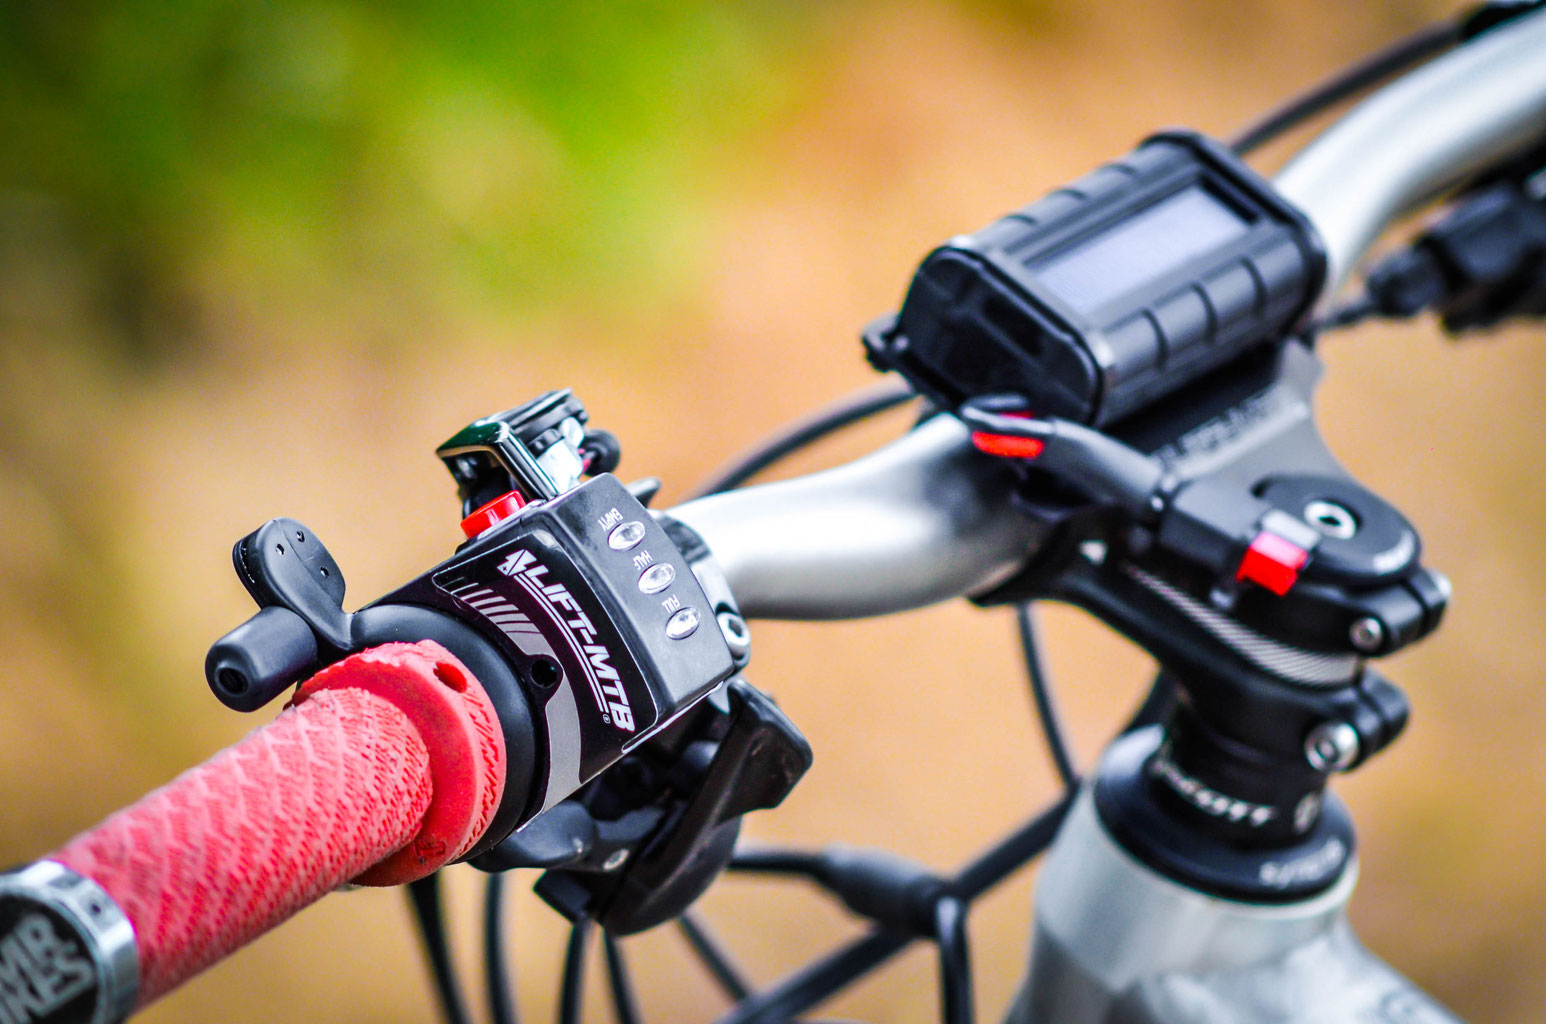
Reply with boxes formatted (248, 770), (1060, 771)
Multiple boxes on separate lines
(460, 490), (528, 539)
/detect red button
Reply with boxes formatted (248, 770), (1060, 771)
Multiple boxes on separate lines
(1236, 531), (1310, 596)
(460, 490), (527, 539)
(969, 408), (1043, 459)
(970, 431), (1045, 459)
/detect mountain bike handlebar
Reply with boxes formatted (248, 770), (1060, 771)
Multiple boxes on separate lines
(1276, 6), (1546, 297)
(671, 414), (1038, 619)
(4, 9), (1546, 1024)
(672, 4), (1546, 623)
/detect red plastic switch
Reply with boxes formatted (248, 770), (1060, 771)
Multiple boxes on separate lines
(1235, 530), (1311, 596)
(460, 490), (527, 539)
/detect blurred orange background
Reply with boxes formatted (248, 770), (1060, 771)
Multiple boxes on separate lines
(4, 1), (1545, 1021)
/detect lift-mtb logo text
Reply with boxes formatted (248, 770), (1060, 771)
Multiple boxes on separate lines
(497, 549), (636, 732)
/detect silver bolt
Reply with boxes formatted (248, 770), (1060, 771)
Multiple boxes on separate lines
(1304, 499), (1358, 539)
(1304, 722), (1361, 772)
(717, 611), (751, 659)
(1208, 583), (1240, 613)
(602, 849), (630, 871)
(1349, 616), (1384, 653)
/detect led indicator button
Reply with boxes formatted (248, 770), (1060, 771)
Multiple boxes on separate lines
(609, 521), (647, 551)
(666, 607), (701, 640)
(639, 562), (676, 594)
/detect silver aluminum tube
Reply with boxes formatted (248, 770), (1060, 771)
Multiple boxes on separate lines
(670, 415), (1039, 619)
(674, 16), (1546, 621)
(1275, 7), (1546, 297)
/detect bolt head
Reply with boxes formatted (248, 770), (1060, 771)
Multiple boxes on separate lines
(602, 849), (630, 872)
(1305, 721), (1361, 772)
(1349, 616), (1384, 653)
(717, 611), (751, 658)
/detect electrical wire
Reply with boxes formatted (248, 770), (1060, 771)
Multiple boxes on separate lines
(726, 848), (824, 875)
(407, 874), (474, 1024)
(1228, 19), (1461, 156)
(485, 873), (520, 1024)
(714, 793), (1074, 1024)
(1313, 294), (1381, 333)
(603, 933), (645, 1024)
(677, 911), (754, 1002)
(933, 897), (974, 1024)
(1016, 604), (1077, 789)
(1122, 674), (1178, 736)
(558, 919), (593, 1024)
(690, 380), (917, 498)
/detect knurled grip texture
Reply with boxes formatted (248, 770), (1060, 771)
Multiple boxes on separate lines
(48, 641), (506, 1009)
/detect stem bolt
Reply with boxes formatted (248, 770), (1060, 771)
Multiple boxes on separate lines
(1349, 616), (1384, 653)
(1305, 721), (1361, 772)
(602, 849), (630, 872)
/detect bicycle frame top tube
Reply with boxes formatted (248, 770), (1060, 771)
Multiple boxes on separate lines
(670, 6), (1546, 622)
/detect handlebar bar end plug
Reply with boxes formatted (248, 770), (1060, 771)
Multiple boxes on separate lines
(0, 860), (138, 1024)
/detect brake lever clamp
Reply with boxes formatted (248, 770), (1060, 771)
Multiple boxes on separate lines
(204, 391), (750, 862)
(515, 677), (812, 935)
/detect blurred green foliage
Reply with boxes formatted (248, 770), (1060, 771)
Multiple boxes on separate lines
(0, 0), (823, 361)
(0, 0), (832, 720)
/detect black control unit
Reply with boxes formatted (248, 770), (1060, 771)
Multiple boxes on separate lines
(866, 131), (1326, 426)
(378, 474), (737, 818)
(205, 392), (750, 860)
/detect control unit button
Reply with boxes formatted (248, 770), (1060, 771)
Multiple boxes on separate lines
(609, 521), (647, 551)
(460, 490), (527, 539)
(639, 562), (676, 594)
(665, 607), (701, 640)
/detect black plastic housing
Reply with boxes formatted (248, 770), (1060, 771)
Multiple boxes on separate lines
(866, 131), (1326, 426)
(206, 474), (737, 857)
(377, 473), (737, 825)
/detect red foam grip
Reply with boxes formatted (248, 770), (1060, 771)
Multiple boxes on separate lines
(48, 641), (507, 1008)
(293, 641), (506, 885)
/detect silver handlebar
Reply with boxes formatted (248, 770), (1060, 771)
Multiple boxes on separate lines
(1276, 7), (1546, 299)
(673, 415), (1041, 619)
(672, 8), (1546, 622)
